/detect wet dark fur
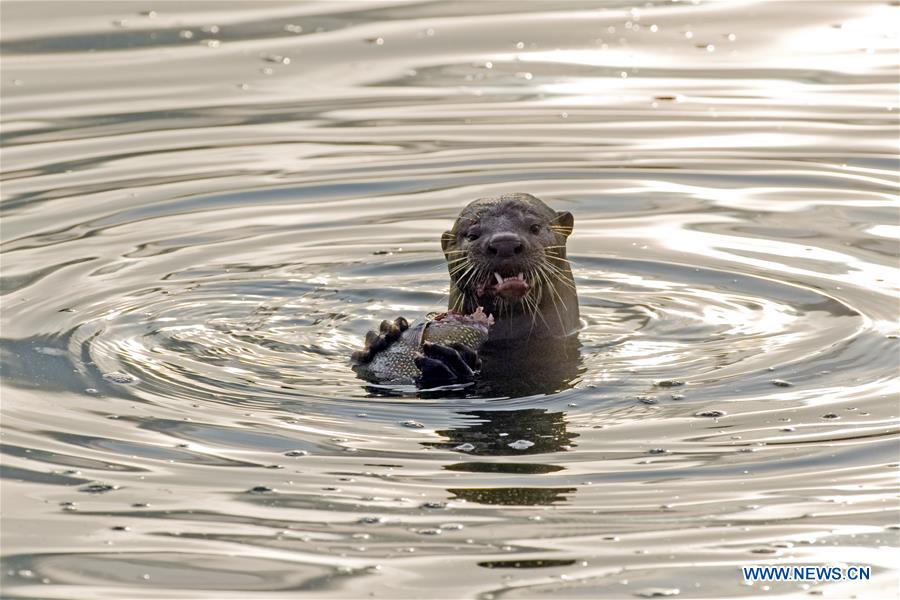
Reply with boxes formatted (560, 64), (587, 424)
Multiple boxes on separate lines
(441, 193), (579, 340)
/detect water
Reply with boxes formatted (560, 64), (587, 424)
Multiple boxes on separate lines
(1, 1), (898, 597)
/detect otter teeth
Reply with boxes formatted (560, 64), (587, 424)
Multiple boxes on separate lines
(493, 272), (526, 284)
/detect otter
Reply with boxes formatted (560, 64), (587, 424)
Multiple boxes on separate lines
(354, 192), (579, 388)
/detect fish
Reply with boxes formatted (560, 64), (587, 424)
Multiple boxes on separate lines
(354, 307), (494, 385)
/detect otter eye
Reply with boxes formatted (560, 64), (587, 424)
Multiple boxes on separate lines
(465, 230), (480, 241)
(529, 224), (541, 234)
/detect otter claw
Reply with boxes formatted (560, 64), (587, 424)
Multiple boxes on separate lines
(415, 342), (478, 386)
(352, 316), (410, 365)
(414, 355), (456, 384)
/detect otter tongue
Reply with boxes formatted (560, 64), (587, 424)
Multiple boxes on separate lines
(493, 272), (530, 299)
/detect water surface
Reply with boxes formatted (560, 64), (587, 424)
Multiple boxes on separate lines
(1, 1), (898, 598)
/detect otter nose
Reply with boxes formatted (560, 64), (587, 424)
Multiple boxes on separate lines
(487, 233), (524, 258)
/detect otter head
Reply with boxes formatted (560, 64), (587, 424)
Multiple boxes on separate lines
(441, 193), (574, 319)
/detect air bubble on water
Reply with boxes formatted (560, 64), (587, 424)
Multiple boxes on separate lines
(236, 83), (249, 90)
(103, 371), (136, 384)
(684, 31), (694, 39)
(650, 24), (659, 32)
(139, 10), (157, 18)
(440, 523), (464, 530)
(366, 37), (385, 45)
(695, 410), (726, 418)
(655, 380), (684, 387)
(202, 39), (220, 48)
(401, 420), (425, 428)
(284, 24), (303, 33)
(178, 30), (194, 39)
(508, 439), (534, 450)
(262, 54), (291, 64)
(17, 570), (35, 578)
(36, 346), (66, 356)
(80, 483), (118, 494)
(727, 33), (737, 41)
(515, 41), (525, 49)
(515, 72), (533, 80)
(358, 516), (385, 525)
(201, 25), (220, 34)
(454, 443), (475, 452)
(771, 379), (792, 387)
(260, 67), (274, 75)
(112, 19), (128, 28)
(636, 588), (680, 598)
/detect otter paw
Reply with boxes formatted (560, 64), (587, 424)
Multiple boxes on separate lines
(414, 342), (479, 387)
(351, 316), (409, 364)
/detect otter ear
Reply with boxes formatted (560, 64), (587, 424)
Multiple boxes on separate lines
(552, 211), (574, 237)
(440, 230), (455, 256)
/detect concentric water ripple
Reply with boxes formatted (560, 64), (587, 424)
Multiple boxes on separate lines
(1, 1), (897, 598)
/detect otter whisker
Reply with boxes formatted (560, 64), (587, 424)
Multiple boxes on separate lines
(535, 265), (566, 332)
(542, 263), (578, 292)
(447, 264), (471, 277)
(447, 263), (470, 274)
(454, 265), (475, 290)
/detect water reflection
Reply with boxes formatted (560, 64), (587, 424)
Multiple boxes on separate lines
(428, 409), (577, 506)
(429, 409), (577, 456)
